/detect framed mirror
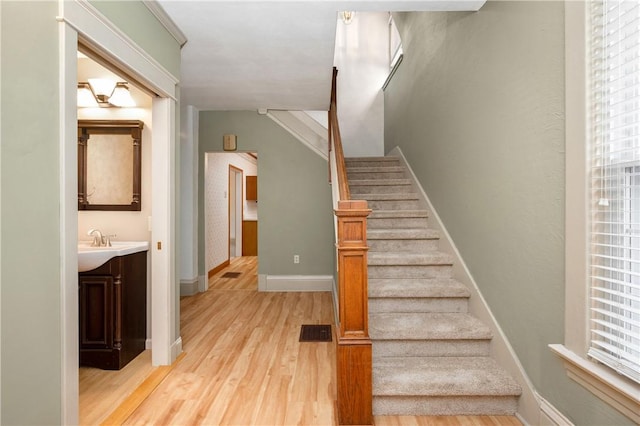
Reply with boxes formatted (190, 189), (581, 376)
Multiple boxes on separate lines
(78, 120), (143, 211)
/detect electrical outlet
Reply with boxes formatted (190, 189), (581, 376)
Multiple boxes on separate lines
(294, 255), (300, 264)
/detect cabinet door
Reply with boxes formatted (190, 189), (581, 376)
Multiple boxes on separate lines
(242, 221), (258, 256)
(246, 176), (257, 201)
(79, 275), (113, 349)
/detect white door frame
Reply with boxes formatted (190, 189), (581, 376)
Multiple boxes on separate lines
(58, 1), (178, 424)
(229, 165), (243, 258)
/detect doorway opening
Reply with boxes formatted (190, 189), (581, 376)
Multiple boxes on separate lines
(204, 152), (257, 279)
(76, 50), (156, 424)
(61, 9), (179, 421)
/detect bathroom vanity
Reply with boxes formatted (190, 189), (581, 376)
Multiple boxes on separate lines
(79, 250), (147, 370)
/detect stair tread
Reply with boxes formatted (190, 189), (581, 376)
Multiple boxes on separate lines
(347, 166), (406, 173)
(369, 210), (429, 218)
(353, 193), (420, 201)
(369, 278), (471, 298)
(350, 178), (412, 186)
(369, 252), (453, 266)
(373, 357), (522, 397)
(368, 228), (439, 240)
(346, 156), (400, 162)
(370, 312), (492, 340)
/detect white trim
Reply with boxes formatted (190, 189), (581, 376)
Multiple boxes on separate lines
(58, 10), (80, 425)
(266, 110), (328, 160)
(538, 393), (574, 426)
(563, 0), (589, 355)
(180, 278), (199, 296)
(141, 1), (188, 47)
(258, 274), (267, 292)
(145, 338), (152, 350)
(58, 0), (178, 99)
(151, 97), (176, 366)
(171, 337), (183, 360)
(389, 146), (541, 425)
(550, 345), (640, 424)
(198, 275), (208, 293)
(261, 275), (333, 292)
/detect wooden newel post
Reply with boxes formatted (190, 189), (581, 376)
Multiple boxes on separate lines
(335, 199), (372, 425)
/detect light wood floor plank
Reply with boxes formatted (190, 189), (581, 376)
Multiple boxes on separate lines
(79, 350), (155, 425)
(82, 256), (522, 425)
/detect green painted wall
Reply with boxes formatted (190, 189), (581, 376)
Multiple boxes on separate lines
(0, 1), (181, 423)
(385, 2), (633, 425)
(1, 2), (62, 424)
(89, 1), (181, 78)
(199, 111), (334, 277)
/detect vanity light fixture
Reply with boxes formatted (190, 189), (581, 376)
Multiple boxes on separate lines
(109, 83), (136, 107)
(77, 79), (136, 108)
(77, 83), (99, 108)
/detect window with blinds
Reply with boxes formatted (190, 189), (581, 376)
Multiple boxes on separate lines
(589, 0), (640, 384)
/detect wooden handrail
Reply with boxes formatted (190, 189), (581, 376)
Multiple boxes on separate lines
(329, 68), (351, 200)
(329, 67), (373, 426)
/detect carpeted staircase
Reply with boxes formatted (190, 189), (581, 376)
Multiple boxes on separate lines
(345, 156), (522, 416)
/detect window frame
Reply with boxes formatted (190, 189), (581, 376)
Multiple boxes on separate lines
(550, 2), (640, 422)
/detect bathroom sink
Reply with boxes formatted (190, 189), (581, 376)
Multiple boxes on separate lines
(78, 241), (149, 272)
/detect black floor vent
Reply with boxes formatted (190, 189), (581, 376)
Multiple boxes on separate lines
(299, 324), (332, 342)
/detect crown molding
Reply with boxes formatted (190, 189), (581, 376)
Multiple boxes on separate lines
(142, 1), (188, 48)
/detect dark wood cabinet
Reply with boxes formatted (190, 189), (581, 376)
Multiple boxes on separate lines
(246, 175), (257, 201)
(242, 220), (258, 256)
(79, 250), (147, 370)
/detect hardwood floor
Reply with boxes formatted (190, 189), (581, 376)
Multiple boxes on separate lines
(82, 256), (522, 425)
(79, 350), (155, 425)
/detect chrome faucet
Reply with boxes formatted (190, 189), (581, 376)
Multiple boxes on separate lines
(88, 229), (104, 247)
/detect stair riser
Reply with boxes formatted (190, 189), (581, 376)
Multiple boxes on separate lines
(372, 340), (490, 358)
(369, 297), (468, 314)
(365, 199), (422, 210)
(368, 265), (453, 279)
(346, 160), (400, 168)
(351, 185), (413, 194)
(368, 218), (429, 229)
(372, 396), (519, 416)
(368, 239), (439, 252)
(348, 171), (407, 180)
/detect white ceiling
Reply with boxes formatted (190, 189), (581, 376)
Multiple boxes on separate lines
(157, 1), (486, 111)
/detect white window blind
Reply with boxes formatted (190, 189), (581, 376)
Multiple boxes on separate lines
(589, 0), (640, 384)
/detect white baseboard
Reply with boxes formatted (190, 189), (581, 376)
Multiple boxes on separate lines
(259, 274), (333, 292)
(538, 394), (574, 426)
(180, 277), (199, 296)
(198, 275), (207, 292)
(171, 336), (183, 361)
(145, 338), (152, 350)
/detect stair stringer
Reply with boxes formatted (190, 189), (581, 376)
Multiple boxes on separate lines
(388, 146), (541, 426)
(265, 110), (328, 160)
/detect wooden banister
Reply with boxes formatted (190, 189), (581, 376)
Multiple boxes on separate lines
(329, 68), (351, 200)
(328, 67), (373, 426)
